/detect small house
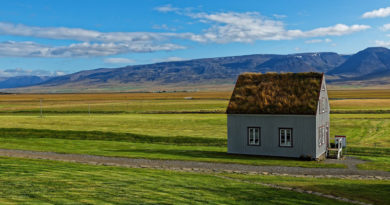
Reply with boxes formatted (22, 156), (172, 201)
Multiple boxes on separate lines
(227, 72), (330, 160)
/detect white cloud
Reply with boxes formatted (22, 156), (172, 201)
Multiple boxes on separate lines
(380, 23), (390, 31)
(154, 4), (178, 13)
(305, 39), (323, 44)
(0, 22), (203, 57)
(286, 24), (370, 38)
(152, 24), (177, 31)
(304, 38), (332, 44)
(0, 41), (185, 58)
(0, 9), (372, 58)
(0, 22), (177, 43)
(104, 58), (135, 64)
(153, 56), (186, 63)
(273, 14), (287, 19)
(0, 68), (65, 77)
(187, 12), (370, 43)
(375, 40), (390, 47)
(362, 7), (390, 18)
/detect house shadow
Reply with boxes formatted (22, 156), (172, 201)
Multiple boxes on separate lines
(0, 127), (226, 146)
(108, 148), (301, 162)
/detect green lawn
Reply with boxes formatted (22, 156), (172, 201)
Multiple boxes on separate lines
(0, 157), (349, 205)
(355, 155), (390, 172)
(331, 114), (390, 148)
(223, 173), (390, 205)
(0, 128), (342, 168)
(0, 114), (226, 139)
(0, 113), (389, 169)
(331, 114), (390, 171)
(0, 95), (389, 172)
(0, 91), (389, 204)
(0, 99), (228, 114)
(0, 113), (388, 148)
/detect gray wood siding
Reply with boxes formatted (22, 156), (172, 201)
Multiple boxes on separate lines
(227, 114), (317, 158)
(315, 76), (330, 158)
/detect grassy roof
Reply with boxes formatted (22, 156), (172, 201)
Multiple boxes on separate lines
(227, 72), (323, 115)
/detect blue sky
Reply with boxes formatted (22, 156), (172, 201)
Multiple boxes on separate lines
(1, 0), (390, 77)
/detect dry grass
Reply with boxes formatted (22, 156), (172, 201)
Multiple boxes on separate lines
(328, 89), (390, 99)
(0, 91), (232, 102)
(330, 99), (390, 110)
(227, 72), (323, 114)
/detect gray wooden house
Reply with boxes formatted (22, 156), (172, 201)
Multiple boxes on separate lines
(227, 72), (330, 160)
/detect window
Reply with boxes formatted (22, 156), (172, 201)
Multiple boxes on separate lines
(318, 126), (326, 147)
(318, 127), (322, 146)
(248, 127), (260, 146)
(279, 128), (292, 147)
(326, 123), (329, 145)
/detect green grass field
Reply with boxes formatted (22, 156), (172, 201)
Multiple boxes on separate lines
(0, 115), (343, 168)
(223, 173), (390, 205)
(1, 157), (385, 205)
(0, 92), (390, 170)
(0, 91), (389, 203)
(0, 157), (352, 205)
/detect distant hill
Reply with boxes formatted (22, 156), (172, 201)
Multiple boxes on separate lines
(328, 47), (390, 77)
(29, 52), (348, 92)
(0, 76), (51, 89)
(3, 47), (390, 92)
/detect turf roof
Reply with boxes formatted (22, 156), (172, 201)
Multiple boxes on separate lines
(227, 72), (323, 115)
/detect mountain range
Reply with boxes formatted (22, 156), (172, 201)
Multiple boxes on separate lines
(1, 47), (390, 92)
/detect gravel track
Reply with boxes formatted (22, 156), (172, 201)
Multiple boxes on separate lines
(0, 148), (388, 180)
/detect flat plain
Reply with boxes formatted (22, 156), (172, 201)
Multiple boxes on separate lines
(0, 90), (389, 204)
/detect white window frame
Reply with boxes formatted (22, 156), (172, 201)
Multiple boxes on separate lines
(326, 123), (329, 146)
(322, 126), (326, 145)
(248, 127), (260, 146)
(279, 128), (292, 147)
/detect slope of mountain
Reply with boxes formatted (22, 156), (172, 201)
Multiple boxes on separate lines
(3, 47), (390, 92)
(257, 52), (348, 73)
(0, 76), (51, 89)
(328, 47), (390, 77)
(35, 52), (346, 88)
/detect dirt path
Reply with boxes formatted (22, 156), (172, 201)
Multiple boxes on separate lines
(0, 148), (389, 180)
(324, 157), (367, 170)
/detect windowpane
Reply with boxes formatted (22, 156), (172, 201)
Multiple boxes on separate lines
(280, 128), (292, 147)
(286, 132), (291, 144)
(248, 128), (260, 145)
(322, 128), (326, 144)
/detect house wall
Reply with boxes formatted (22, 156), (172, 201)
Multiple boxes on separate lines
(227, 114), (317, 159)
(315, 76), (331, 158)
